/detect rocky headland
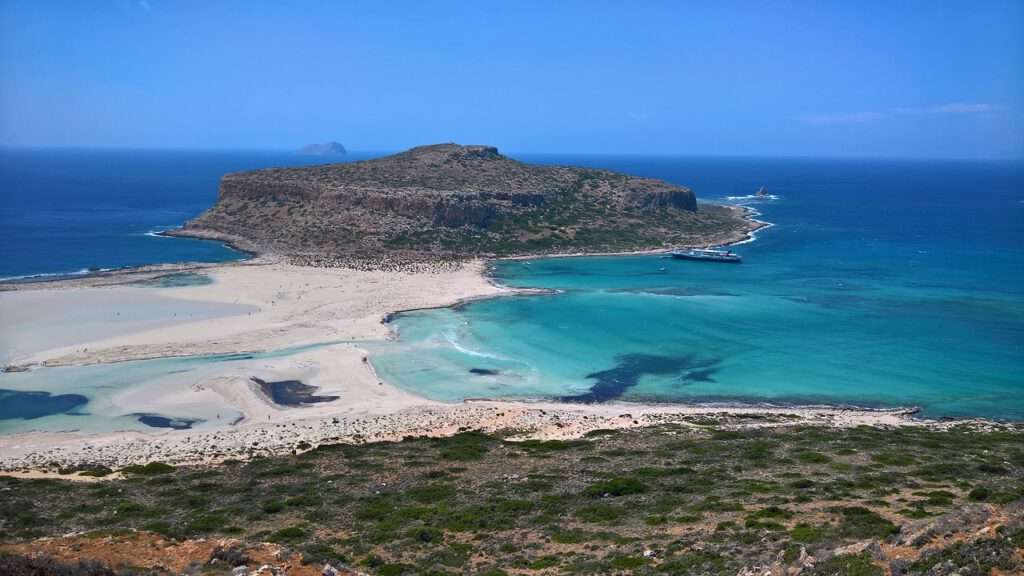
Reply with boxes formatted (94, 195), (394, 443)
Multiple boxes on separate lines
(167, 144), (759, 267)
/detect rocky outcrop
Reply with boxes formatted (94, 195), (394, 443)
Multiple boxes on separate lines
(628, 188), (697, 211)
(181, 143), (751, 264)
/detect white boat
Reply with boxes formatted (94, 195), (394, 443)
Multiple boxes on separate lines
(670, 248), (742, 263)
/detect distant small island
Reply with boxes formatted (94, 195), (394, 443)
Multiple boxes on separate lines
(170, 143), (761, 266)
(297, 141), (347, 156)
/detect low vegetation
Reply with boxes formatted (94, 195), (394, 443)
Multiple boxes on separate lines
(1, 423), (1022, 575)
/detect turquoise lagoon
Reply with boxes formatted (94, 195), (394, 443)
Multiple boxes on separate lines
(370, 157), (1024, 420)
(1, 155), (1021, 430)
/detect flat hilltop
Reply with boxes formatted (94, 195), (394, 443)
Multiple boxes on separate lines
(170, 144), (758, 266)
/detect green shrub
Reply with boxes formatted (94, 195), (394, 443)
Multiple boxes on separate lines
(271, 526), (307, 543)
(609, 555), (645, 569)
(832, 506), (898, 539)
(917, 490), (954, 506)
(977, 461), (1008, 474)
(408, 527), (443, 544)
(583, 477), (647, 498)
(406, 483), (456, 503)
(262, 500), (285, 514)
(794, 451), (831, 464)
(300, 542), (347, 565)
(747, 506), (793, 520)
(576, 504), (626, 523)
(285, 493), (322, 508)
(550, 529), (595, 544)
(142, 520), (177, 537)
(530, 555), (560, 569)
(583, 429), (620, 438)
(968, 486), (990, 501)
(186, 513), (228, 534)
(121, 462), (175, 475)
(812, 552), (882, 576)
(436, 431), (492, 461)
(657, 551), (726, 573)
(790, 478), (815, 490)
(78, 467), (114, 478)
(378, 563), (415, 576)
(871, 452), (916, 466)
(790, 522), (829, 543)
(741, 441), (775, 461)
(515, 439), (592, 456)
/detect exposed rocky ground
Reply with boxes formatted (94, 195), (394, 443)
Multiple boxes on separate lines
(170, 144), (757, 266)
(2, 421), (1021, 575)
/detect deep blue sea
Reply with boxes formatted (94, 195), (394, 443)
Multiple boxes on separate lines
(1, 150), (1022, 423)
(0, 149), (372, 280)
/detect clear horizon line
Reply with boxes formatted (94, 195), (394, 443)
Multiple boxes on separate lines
(0, 143), (1020, 163)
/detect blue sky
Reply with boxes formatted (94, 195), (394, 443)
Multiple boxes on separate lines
(1, 1), (1021, 158)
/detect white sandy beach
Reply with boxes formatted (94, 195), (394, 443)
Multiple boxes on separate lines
(5, 260), (504, 368)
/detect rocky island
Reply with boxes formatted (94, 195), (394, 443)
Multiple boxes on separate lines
(168, 144), (759, 266)
(297, 141), (347, 156)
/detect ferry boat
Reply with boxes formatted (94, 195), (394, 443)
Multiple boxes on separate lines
(670, 248), (742, 263)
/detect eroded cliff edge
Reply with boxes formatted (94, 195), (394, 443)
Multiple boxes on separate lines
(171, 144), (758, 265)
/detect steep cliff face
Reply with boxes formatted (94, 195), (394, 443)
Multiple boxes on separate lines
(628, 188), (697, 211)
(180, 143), (749, 263)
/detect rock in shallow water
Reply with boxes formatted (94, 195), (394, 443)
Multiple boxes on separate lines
(250, 377), (339, 406)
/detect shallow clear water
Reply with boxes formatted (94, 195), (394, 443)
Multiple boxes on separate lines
(0, 355), (236, 434)
(0, 343), (338, 434)
(371, 157), (1024, 420)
